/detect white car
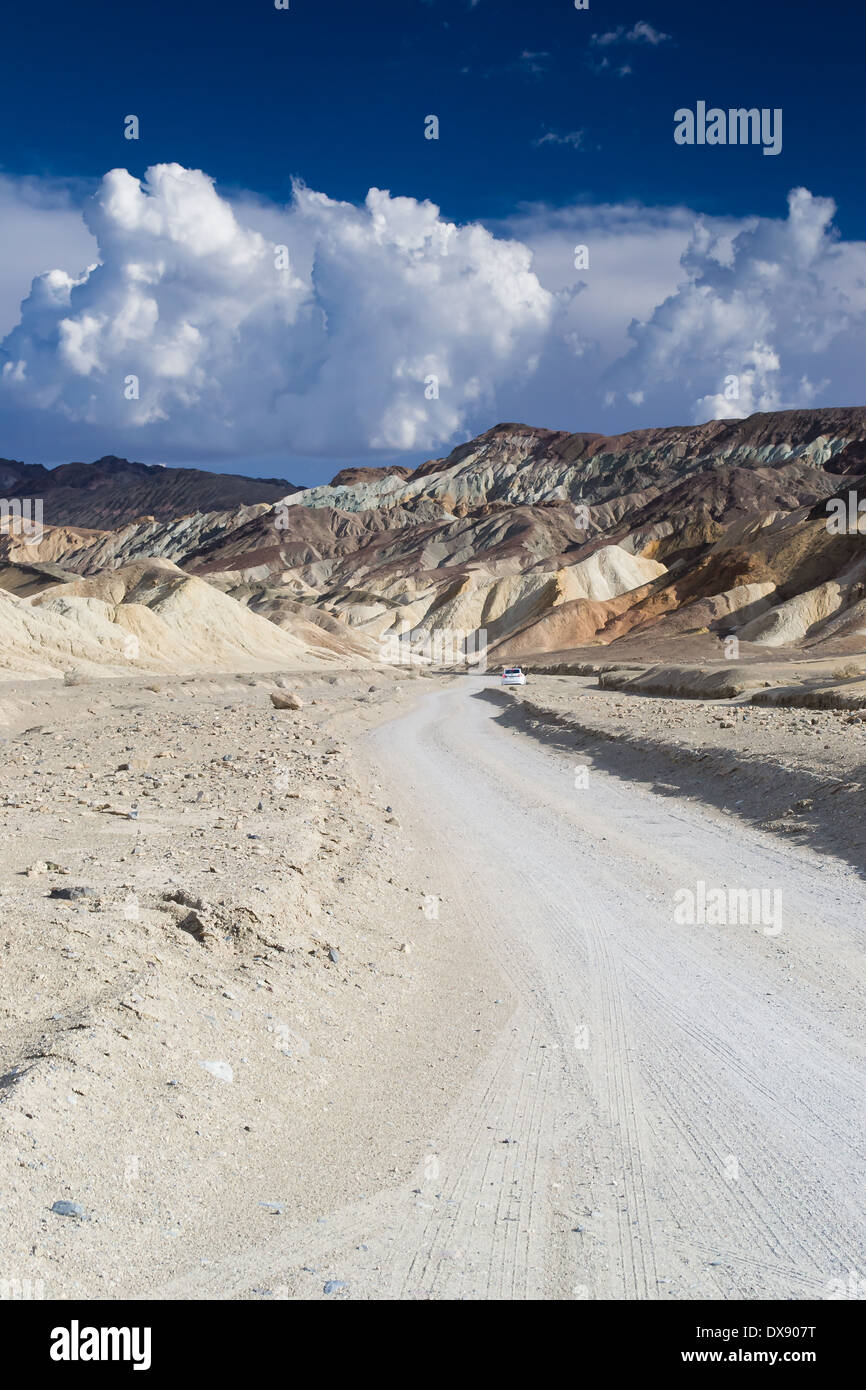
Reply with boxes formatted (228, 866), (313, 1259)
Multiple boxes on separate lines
(501, 667), (527, 686)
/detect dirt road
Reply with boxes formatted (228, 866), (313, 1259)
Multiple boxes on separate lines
(327, 678), (865, 1299)
(141, 676), (866, 1300)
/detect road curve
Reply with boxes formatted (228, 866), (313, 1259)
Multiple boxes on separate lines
(152, 678), (866, 1301)
(355, 678), (866, 1300)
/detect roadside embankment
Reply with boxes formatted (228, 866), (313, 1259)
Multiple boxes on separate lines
(507, 653), (866, 707)
(479, 675), (866, 876)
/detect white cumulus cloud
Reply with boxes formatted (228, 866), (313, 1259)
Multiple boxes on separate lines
(0, 164), (554, 459)
(1, 169), (865, 469)
(0, 175), (97, 339)
(606, 187), (866, 424)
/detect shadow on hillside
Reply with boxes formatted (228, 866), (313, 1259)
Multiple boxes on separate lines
(474, 687), (866, 884)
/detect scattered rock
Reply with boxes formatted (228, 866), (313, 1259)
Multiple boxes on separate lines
(51, 1200), (87, 1219)
(198, 1060), (233, 1083)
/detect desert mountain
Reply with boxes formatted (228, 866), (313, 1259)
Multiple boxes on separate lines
(2, 407), (865, 675)
(0, 455), (300, 528)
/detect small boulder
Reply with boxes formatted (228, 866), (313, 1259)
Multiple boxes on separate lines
(270, 691), (303, 711)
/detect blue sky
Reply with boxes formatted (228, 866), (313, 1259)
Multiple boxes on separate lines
(0, 0), (863, 481)
(3, 0), (861, 229)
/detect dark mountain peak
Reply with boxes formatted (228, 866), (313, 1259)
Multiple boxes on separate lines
(329, 464), (413, 488)
(0, 454), (301, 529)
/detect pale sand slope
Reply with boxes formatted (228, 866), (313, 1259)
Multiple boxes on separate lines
(738, 580), (846, 646)
(0, 558), (366, 679)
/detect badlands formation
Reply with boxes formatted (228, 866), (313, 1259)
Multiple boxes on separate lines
(2, 405), (865, 697)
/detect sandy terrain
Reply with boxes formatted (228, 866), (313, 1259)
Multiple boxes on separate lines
(0, 668), (507, 1298)
(0, 668), (863, 1299)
